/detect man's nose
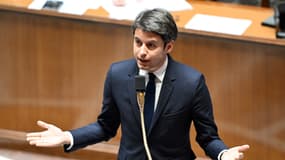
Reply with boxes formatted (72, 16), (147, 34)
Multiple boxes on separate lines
(138, 44), (147, 56)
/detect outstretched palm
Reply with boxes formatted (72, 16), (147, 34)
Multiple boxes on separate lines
(26, 120), (70, 147)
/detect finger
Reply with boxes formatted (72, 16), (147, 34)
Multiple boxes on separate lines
(27, 136), (40, 141)
(239, 152), (244, 159)
(237, 144), (250, 152)
(37, 120), (52, 129)
(26, 132), (42, 137)
(28, 139), (40, 145)
(35, 143), (55, 147)
(26, 135), (43, 141)
(33, 139), (60, 147)
(29, 140), (51, 147)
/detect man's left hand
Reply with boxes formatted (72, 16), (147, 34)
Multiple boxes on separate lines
(221, 144), (250, 160)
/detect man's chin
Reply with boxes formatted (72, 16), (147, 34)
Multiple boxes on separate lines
(138, 66), (147, 70)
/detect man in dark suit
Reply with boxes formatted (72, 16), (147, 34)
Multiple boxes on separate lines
(27, 8), (249, 160)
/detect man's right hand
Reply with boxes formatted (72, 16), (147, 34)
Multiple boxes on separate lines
(26, 120), (71, 147)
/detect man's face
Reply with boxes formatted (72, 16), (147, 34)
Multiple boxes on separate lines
(133, 28), (174, 73)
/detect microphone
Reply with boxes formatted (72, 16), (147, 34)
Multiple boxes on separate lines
(135, 75), (145, 109)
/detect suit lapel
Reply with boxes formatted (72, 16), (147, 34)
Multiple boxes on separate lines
(126, 56), (177, 135)
(148, 56), (176, 134)
(148, 80), (174, 134)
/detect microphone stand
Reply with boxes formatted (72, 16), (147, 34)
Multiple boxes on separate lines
(137, 91), (152, 160)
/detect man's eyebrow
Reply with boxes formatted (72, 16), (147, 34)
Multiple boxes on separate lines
(146, 40), (159, 44)
(133, 36), (159, 44)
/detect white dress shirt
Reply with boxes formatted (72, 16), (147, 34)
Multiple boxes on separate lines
(139, 56), (168, 111)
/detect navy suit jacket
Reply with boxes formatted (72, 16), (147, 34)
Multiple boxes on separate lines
(65, 55), (227, 160)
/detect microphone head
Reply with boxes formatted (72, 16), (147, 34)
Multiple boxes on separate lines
(135, 75), (145, 92)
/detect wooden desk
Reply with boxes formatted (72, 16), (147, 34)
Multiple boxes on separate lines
(0, 0), (284, 159)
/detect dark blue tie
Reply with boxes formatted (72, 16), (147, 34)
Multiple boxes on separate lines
(144, 73), (156, 132)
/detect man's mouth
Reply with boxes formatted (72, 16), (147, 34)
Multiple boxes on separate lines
(138, 58), (149, 63)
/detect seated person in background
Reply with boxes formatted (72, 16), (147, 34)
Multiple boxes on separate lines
(218, 0), (274, 7)
(112, 0), (126, 6)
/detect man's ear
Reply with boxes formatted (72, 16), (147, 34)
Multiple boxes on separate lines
(165, 40), (175, 53)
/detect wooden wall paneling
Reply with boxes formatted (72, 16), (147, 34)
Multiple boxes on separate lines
(0, 10), (133, 144)
(1, 2), (285, 159)
(174, 32), (285, 159)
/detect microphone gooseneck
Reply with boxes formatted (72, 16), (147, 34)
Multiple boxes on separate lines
(134, 75), (152, 160)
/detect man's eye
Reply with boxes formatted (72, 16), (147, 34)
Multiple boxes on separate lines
(147, 43), (156, 50)
(135, 40), (142, 46)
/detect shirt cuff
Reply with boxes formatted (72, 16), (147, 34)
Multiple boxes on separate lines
(64, 131), (74, 151)
(218, 149), (228, 160)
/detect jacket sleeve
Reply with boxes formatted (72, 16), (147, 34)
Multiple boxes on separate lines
(191, 75), (228, 159)
(64, 65), (121, 152)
